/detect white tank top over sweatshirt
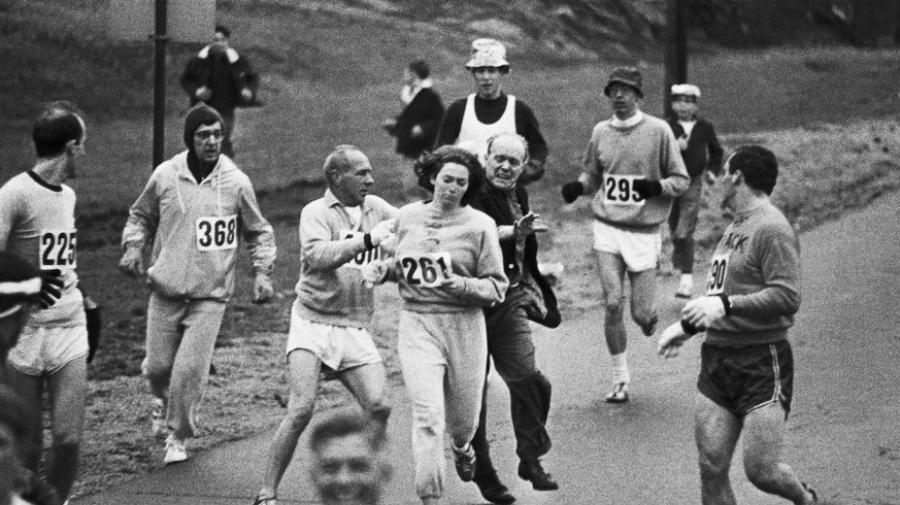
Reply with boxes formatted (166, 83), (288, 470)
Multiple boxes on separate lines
(456, 93), (517, 160)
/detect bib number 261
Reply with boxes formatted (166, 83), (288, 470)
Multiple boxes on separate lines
(196, 215), (238, 251)
(399, 252), (452, 288)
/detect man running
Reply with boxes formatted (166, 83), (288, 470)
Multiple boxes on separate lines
(0, 101), (90, 503)
(119, 103), (276, 465)
(435, 38), (548, 185)
(658, 146), (817, 505)
(252, 145), (396, 505)
(561, 67), (689, 403)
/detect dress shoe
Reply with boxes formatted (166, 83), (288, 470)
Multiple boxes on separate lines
(473, 471), (516, 504)
(517, 459), (558, 491)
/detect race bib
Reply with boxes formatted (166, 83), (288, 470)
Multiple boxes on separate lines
(340, 230), (383, 269)
(196, 215), (238, 251)
(39, 229), (77, 270)
(398, 252), (452, 288)
(706, 252), (730, 295)
(603, 174), (645, 206)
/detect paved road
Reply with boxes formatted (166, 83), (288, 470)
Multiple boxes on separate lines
(74, 193), (900, 505)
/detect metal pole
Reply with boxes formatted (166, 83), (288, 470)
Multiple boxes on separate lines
(663, 0), (688, 117)
(152, 0), (168, 169)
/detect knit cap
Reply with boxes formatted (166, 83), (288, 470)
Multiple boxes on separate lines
(183, 103), (224, 149)
(0, 252), (40, 320)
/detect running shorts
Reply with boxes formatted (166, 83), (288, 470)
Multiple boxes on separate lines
(287, 302), (382, 374)
(8, 323), (88, 375)
(592, 219), (661, 272)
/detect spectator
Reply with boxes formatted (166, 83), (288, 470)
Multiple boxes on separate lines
(666, 84), (723, 298)
(435, 39), (548, 185)
(180, 24), (260, 157)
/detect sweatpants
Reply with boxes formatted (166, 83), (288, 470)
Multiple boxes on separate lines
(142, 292), (227, 439)
(398, 307), (487, 499)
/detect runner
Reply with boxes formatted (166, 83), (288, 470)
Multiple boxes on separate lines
(252, 145), (396, 505)
(658, 146), (818, 505)
(666, 83), (723, 298)
(365, 145), (507, 505)
(561, 66), (689, 402)
(435, 39), (548, 185)
(119, 103), (276, 465)
(469, 133), (561, 502)
(0, 101), (89, 503)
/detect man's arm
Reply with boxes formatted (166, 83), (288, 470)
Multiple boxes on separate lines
(300, 205), (382, 272)
(121, 174), (160, 250)
(514, 101), (548, 184)
(728, 226), (801, 318)
(705, 121), (724, 176)
(434, 99), (466, 149)
(658, 127), (690, 197)
(0, 185), (19, 250)
(238, 183), (276, 276)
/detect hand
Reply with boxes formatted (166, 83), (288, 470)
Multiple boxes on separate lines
(438, 273), (466, 296)
(657, 322), (690, 358)
(240, 87), (253, 101)
(704, 170), (718, 185)
(410, 124), (424, 138)
(252, 273), (274, 304)
(361, 260), (390, 288)
(118, 246), (145, 278)
(677, 135), (689, 151)
(196, 86), (212, 101)
(632, 179), (663, 199)
(38, 270), (63, 309)
(682, 296), (726, 329)
(561, 181), (584, 203)
(514, 212), (540, 236)
(368, 218), (396, 247)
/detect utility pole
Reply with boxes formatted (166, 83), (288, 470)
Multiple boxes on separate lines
(152, 0), (168, 168)
(663, 0), (688, 116)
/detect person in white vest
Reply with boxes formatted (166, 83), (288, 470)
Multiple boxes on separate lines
(435, 39), (548, 185)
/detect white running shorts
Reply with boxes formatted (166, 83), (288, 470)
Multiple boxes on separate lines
(592, 219), (661, 272)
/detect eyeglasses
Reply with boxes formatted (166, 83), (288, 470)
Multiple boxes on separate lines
(194, 130), (224, 141)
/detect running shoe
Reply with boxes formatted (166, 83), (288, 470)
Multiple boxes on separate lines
(150, 397), (167, 438)
(604, 382), (629, 403)
(252, 495), (278, 505)
(452, 443), (476, 482)
(164, 434), (188, 465)
(801, 482), (818, 504)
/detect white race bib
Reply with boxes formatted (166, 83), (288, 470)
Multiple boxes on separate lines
(196, 215), (238, 251)
(39, 229), (77, 270)
(603, 174), (645, 206)
(340, 230), (383, 269)
(398, 252), (452, 288)
(706, 252), (730, 295)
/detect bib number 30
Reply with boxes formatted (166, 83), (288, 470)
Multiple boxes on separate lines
(706, 253), (729, 295)
(196, 215), (238, 251)
(399, 252), (452, 288)
(39, 230), (77, 270)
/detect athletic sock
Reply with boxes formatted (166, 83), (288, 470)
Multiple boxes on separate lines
(679, 273), (693, 290)
(611, 352), (630, 385)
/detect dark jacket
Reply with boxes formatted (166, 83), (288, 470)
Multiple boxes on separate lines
(471, 184), (561, 328)
(180, 45), (259, 115)
(667, 116), (723, 177)
(394, 87), (444, 159)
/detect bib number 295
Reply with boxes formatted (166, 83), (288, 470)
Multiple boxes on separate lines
(196, 215), (238, 251)
(39, 230), (77, 269)
(604, 175), (645, 205)
(399, 253), (452, 288)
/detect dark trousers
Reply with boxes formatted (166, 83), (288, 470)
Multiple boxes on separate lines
(472, 285), (552, 476)
(219, 109), (235, 158)
(669, 175), (703, 273)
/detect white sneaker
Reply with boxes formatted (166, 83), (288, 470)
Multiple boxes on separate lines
(675, 275), (693, 299)
(164, 435), (188, 465)
(150, 397), (167, 437)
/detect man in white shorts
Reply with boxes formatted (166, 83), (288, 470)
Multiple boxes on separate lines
(0, 101), (90, 503)
(561, 67), (689, 403)
(119, 103), (276, 465)
(252, 145), (397, 505)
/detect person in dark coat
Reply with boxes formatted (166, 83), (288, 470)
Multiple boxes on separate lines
(666, 84), (724, 298)
(383, 60), (445, 160)
(180, 25), (259, 157)
(468, 133), (561, 504)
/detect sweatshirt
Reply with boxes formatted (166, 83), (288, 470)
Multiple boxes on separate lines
(122, 151), (276, 301)
(294, 190), (398, 327)
(393, 201), (507, 312)
(580, 111), (690, 229)
(705, 201), (801, 346)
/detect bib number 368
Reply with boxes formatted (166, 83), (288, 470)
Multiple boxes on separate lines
(39, 230), (77, 270)
(196, 215), (238, 251)
(399, 252), (452, 288)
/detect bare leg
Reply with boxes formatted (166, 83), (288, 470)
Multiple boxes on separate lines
(628, 268), (658, 336)
(742, 403), (816, 505)
(46, 355), (88, 501)
(259, 349), (321, 499)
(695, 393), (741, 505)
(338, 362), (390, 423)
(596, 252), (627, 355)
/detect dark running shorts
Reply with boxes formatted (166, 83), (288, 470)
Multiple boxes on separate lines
(697, 340), (794, 419)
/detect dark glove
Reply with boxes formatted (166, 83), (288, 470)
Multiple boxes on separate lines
(632, 179), (663, 199)
(39, 269), (63, 309)
(561, 181), (584, 203)
(84, 296), (101, 364)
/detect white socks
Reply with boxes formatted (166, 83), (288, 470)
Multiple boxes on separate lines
(611, 352), (630, 385)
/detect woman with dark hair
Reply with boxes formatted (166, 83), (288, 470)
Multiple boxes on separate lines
(365, 146), (507, 505)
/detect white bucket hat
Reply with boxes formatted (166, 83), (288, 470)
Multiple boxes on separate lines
(670, 83), (701, 98)
(465, 38), (509, 69)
